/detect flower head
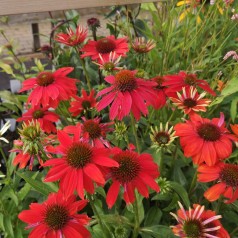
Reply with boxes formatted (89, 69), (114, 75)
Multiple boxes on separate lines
(106, 146), (160, 208)
(81, 35), (128, 63)
(169, 87), (211, 114)
(97, 69), (157, 120)
(87, 17), (100, 31)
(164, 71), (216, 96)
(12, 121), (51, 170)
(131, 37), (156, 53)
(55, 25), (87, 47)
(19, 67), (77, 108)
(17, 105), (59, 133)
(198, 162), (238, 203)
(93, 52), (122, 73)
(170, 202), (230, 238)
(150, 123), (177, 152)
(0, 120), (11, 143)
(69, 89), (96, 117)
(63, 118), (113, 148)
(18, 191), (91, 238)
(43, 130), (118, 199)
(175, 113), (236, 166)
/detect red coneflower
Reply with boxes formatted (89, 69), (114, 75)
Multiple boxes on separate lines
(148, 75), (167, 110)
(18, 192), (91, 238)
(198, 162), (238, 203)
(63, 117), (113, 148)
(97, 69), (157, 120)
(55, 25), (87, 47)
(43, 130), (118, 199)
(19, 67), (77, 108)
(106, 146), (160, 208)
(174, 113), (236, 166)
(93, 52), (122, 73)
(170, 202), (230, 238)
(131, 37), (156, 53)
(17, 105), (59, 133)
(69, 89), (96, 117)
(163, 71), (216, 96)
(81, 35), (128, 63)
(169, 86), (211, 114)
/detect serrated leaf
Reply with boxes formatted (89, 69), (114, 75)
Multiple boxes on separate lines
(16, 172), (56, 196)
(169, 181), (190, 208)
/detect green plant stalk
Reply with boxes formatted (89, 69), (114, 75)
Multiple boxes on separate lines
(88, 194), (111, 238)
(132, 195), (140, 238)
(130, 113), (141, 153)
(62, 101), (75, 125)
(188, 169), (198, 196)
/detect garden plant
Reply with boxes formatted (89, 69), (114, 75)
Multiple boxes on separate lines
(0, 0), (238, 237)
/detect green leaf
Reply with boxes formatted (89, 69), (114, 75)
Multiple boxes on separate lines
(3, 216), (14, 237)
(230, 97), (238, 122)
(0, 62), (15, 76)
(144, 207), (162, 226)
(210, 77), (238, 106)
(169, 182), (190, 208)
(16, 171), (56, 196)
(18, 172), (38, 201)
(140, 225), (176, 238)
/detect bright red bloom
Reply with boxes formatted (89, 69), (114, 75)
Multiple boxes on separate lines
(19, 67), (77, 108)
(198, 162), (238, 203)
(63, 117), (113, 148)
(175, 113), (236, 166)
(17, 105), (59, 133)
(81, 35), (128, 63)
(69, 89), (96, 117)
(169, 86), (211, 114)
(106, 146), (160, 208)
(97, 69), (157, 120)
(55, 25), (87, 46)
(18, 192), (91, 238)
(148, 75), (167, 110)
(171, 202), (230, 238)
(231, 124), (238, 137)
(43, 130), (118, 199)
(163, 71), (216, 96)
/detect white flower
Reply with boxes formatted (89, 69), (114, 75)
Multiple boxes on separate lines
(0, 121), (11, 143)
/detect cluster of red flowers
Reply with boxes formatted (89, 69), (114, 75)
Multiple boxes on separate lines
(13, 22), (235, 238)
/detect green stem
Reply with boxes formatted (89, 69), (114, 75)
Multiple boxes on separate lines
(215, 196), (223, 214)
(158, 148), (164, 177)
(130, 113), (140, 153)
(0, 147), (9, 178)
(188, 169), (198, 196)
(74, 47), (92, 91)
(132, 195), (140, 238)
(79, 57), (92, 91)
(88, 194), (111, 238)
